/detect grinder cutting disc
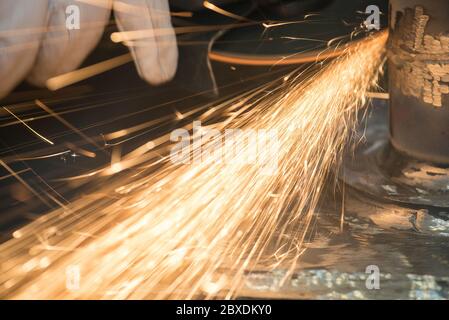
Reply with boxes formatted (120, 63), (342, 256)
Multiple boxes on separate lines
(209, 0), (388, 66)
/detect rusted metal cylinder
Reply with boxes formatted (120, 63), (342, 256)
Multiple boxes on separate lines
(388, 0), (449, 164)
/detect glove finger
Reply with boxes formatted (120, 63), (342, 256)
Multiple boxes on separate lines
(114, 0), (178, 85)
(0, 0), (48, 98)
(27, 0), (112, 87)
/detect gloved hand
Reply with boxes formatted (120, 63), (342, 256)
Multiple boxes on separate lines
(0, 0), (178, 98)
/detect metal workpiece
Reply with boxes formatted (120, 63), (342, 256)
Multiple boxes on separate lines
(341, 2), (449, 208)
(388, 0), (449, 164)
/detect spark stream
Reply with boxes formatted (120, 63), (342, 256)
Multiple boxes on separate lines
(0, 31), (387, 299)
(170, 121), (280, 174)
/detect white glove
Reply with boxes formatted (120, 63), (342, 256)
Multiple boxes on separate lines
(0, 0), (178, 98)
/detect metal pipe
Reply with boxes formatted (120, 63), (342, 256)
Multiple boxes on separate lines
(388, 0), (449, 164)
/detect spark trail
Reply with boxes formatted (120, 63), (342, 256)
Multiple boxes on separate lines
(0, 31), (387, 299)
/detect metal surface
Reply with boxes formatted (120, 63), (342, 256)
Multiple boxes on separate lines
(388, 0), (449, 164)
(240, 177), (449, 299)
(342, 99), (449, 207)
